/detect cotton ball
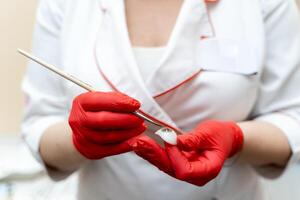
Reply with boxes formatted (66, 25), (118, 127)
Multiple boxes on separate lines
(155, 128), (177, 145)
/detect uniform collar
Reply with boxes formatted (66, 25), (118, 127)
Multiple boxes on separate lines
(94, 0), (215, 126)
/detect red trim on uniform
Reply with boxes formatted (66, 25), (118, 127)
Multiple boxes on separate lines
(137, 110), (184, 135)
(93, 42), (184, 134)
(154, 2), (216, 98)
(205, 0), (219, 4)
(200, 35), (210, 40)
(153, 70), (202, 99)
(94, 0), (219, 134)
(94, 54), (119, 92)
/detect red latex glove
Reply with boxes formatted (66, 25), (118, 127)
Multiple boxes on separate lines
(69, 92), (146, 160)
(132, 120), (243, 186)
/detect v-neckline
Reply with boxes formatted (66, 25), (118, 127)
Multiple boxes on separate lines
(94, 0), (214, 130)
(124, 0), (186, 48)
(97, 0), (214, 96)
(120, 0), (188, 81)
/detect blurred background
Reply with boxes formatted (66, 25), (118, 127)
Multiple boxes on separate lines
(0, 0), (36, 134)
(0, 0), (299, 199)
(0, 0), (77, 199)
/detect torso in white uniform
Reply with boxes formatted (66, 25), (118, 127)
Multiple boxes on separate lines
(21, 0), (300, 200)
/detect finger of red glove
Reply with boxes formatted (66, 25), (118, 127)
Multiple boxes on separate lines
(164, 144), (192, 180)
(82, 111), (144, 130)
(165, 144), (224, 182)
(82, 124), (147, 144)
(178, 121), (244, 158)
(73, 133), (138, 160)
(176, 134), (208, 151)
(77, 92), (140, 112)
(131, 135), (173, 175)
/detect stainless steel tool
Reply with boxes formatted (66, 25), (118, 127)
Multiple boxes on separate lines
(18, 49), (178, 144)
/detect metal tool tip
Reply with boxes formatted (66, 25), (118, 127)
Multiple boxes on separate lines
(17, 49), (25, 54)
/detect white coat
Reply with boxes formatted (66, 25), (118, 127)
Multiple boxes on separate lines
(22, 0), (300, 199)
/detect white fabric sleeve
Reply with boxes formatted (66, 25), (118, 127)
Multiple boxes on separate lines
(251, 0), (300, 178)
(21, 0), (68, 165)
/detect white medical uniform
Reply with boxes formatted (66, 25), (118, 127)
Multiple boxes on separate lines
(22, 0), (300, 199)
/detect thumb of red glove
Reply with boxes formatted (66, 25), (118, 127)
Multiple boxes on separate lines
(69, 92), (146, 160)
(166, 120), (244, 185)
(177, 120), (244, 158)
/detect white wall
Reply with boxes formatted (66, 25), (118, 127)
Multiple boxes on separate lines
(0, 0), (37, 135)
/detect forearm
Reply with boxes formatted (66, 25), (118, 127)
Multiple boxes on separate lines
(40, 121), (87, 173)
(238, 121), (292, 167)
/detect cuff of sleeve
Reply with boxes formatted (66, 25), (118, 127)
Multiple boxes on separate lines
(254, 113), (300, 178)
(22, 116), (65, 164)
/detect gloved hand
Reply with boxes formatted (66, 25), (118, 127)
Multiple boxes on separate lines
(132, 120), (243, 186)
(69, 92), (146, 160)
